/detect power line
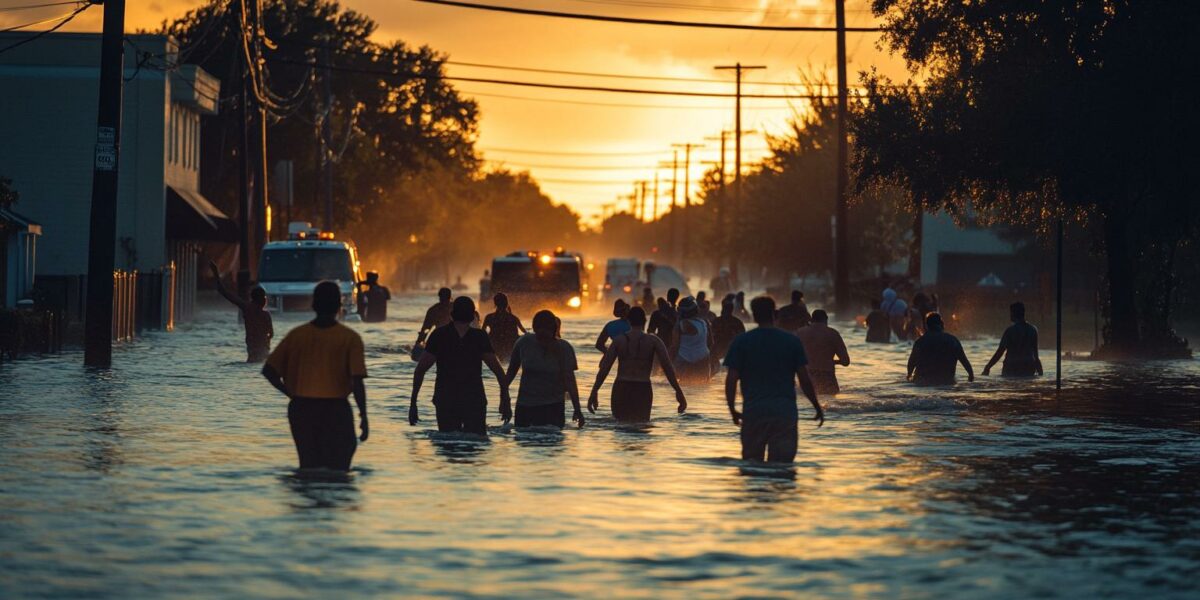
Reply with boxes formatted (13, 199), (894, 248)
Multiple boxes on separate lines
(412, 0), (883, 32)
(561, 0), (872, 16)
(488, 160), (658, 171)
(482, 146), (767, 157)
(0, 3), (80, 31)
(448, 59), (801, 87)
(461, 88), (795, 110)
(0, 2), (88, 55)
(269, 57), (841, 99)
(0, 1), (78, 12)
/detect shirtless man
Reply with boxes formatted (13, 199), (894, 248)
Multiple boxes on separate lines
(795, 310), (850, 395)
(588, 307), (686, 423)
(209, 260), (273, 362)
(417, 287), (453, 346)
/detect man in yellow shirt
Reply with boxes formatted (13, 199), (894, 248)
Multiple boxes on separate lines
(263, 281), (369, 470)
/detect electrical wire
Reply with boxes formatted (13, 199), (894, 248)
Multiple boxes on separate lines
(0, 2), (81, 31)
(0, 1), (78, 12)
(0, 2), (88, 56)
(561, 0), (872, 16)
(448, 59), (801, 87)
(411, 0), (883, 32)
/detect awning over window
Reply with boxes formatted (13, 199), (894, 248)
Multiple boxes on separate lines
(0, 206), (41, 235)
(166, 185), (238, 243)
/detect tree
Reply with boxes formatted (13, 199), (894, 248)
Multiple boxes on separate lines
(0, 176), (17, 210)
(854, 1), (1199, 357)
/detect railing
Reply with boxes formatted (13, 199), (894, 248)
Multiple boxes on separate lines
(135, 263), (176, 333)
(112, 270), (138, 342)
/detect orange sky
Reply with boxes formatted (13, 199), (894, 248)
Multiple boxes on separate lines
(11, 0), (906, 224)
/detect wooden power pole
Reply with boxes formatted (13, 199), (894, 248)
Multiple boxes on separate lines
(834, 0), (851, 311)
(715, 62), (765, 285)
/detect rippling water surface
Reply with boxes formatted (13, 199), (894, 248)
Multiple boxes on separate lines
(2, 294), (1199, 598)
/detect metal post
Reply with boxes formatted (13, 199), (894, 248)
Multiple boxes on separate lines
(84, 0), (126, 368)
(834, 0), (850, 312)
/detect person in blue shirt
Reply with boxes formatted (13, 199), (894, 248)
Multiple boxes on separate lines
(594, 299), (632, 353)
(724, 296), (824, 463)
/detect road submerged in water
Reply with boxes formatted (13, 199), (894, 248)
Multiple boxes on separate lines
(1, 293), (1198, 598)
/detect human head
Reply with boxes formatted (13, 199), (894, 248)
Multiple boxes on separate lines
(366, 271), (379, 285)
(925, 312), (945, 332)
(667, 288), (680, 305)
(493, 292), (509, 310)
(451, 296), (476, 323)
(613, 298), (629, 318)
(1010, 301), (1026, 322)
(438, 287), (452, 302)
(312, 281), (342, 316)
(250, 286), (267, 309)
(750, 296), (776, 326)
(696, 290), (707, 303)
(811, 309), (828, 324)
(720, 297), (734, 316)
(657, 297), (669, 311)
(678, 296), (698, 318)
(627, 306), (647, 329)
(532, 310), (558, 340)
(719, 267), (730, 277)
(791, 289), (803, 304)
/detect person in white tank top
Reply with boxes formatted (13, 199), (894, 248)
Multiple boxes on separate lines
(670, 297), (714, 383)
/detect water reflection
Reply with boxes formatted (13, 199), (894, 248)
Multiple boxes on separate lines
(429, 431), (490, 463)
(280, 469), (362, 511)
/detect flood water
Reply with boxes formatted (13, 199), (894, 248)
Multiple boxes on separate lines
(2, 293), (1198, 598)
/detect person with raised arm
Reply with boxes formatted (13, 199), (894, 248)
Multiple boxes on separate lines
(209, 260), (273, 362)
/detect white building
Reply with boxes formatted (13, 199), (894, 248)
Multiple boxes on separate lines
(919, 212), (1028, 288)
(0, 33), (232, 321)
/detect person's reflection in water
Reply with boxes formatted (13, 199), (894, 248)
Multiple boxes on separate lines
(430, 432), (490, 463)
(281, 469), (362, 511)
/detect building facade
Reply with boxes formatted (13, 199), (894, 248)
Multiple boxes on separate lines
(0, 33), (232, 322)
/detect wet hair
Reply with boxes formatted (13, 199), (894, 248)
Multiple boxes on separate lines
(667, 288), (680, 304)
(533, 309), (558, 338)
(1010, 302), (1026, 320)
(791, 290), (803, 303)
(613, 298), (629, 318)
(657, 297), (669, 310)
(811, 309), (828, 323)
(925, 312), (945, 332)
(366, 271), (380, 284)
(750, 296), (776, 325)
(312, 281), (342, 316)
(438, 287), (452, 301)
(250, 286), (267, 307)
(451, 296), (476, 323)
(627, 306), (647, 328)
(678, 296), (698, 318)
(696, 291), (707, 303)
(493, 292), (509, 310)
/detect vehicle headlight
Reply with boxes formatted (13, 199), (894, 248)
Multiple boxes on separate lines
(567, 296), (582, 308)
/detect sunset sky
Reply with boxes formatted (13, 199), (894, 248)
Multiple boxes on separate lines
(11, 0), (906, 224)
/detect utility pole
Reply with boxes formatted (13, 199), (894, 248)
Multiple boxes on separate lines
(639, 181), (648, 222)
(669, 150), (679, 264)
(715, 62), (765, 285)
(321, 45), (334, 232)
(84, 0), (126, 368)
(652, 172), (659, 222)
(672, 142), (703, 275)
(250, 0), (269, 252)
(235, 0), (251, 300)
(834, 0), (851, 312)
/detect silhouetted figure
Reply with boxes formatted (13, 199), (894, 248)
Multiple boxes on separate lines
(670, 296), (713, 383)
(417, 287), (454, 346)
(865, 299), (891, 343)
(796, 310), (850, 395)
(724, 296), (824, 463)
(666, 287), (681, 310)
(711, 295), (746, 365)
(648, 297), (679, 349)
(710, 267), (733, 298)
(881, 288), (909, 340)
(357, 271), (391, 323)
(776, 289), (812, 332)
(505, 310), (584, 428)
(262, 281), (368, 470)
(595, 298), (632, 353)
(482, 293), (526, 363)
(410, 296), (511, 435)
(209, 260), (273, 362)
(907, 312), (975, 385)
(640, 286), (655, 314)
(696, 291), (716, 322)
(735, 291), (751, 323)
(904, 292), (934, 340)
(479, 269), (491, 300)
(588, 307), (686, 423)
(983, 302), (1043, 377)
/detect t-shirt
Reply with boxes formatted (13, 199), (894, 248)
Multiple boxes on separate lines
(484, 311), (523, 357)
(723, 327), (808, 420)
(1001, 321), (1039, 375)
(649, 308), (678, 348)
(361, 285), (391, 323)
(796, 323), (847, 373)
(425, 324), (495, 407)
(711, 314), (746, 359)
(511, 334), (578, 407)
(603, 318), (632, 339)
(910, 330), (965, 385)
(266, 322), (367, 399)
(777, 302), (811, 332)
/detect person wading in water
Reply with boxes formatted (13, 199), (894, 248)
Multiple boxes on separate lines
(356, 271), (391, 323)
(505, 310), (585, 429)
(670, 296), (714, 384)
(209, 260), (274, 362)
(262, 281), (368, 471)
(588, 307), (686, 423)
(795, 309), (851, 395)
(410, 296), (511, 435)
(594, 299), (632, 353)
(482, 292), (526, 364)
(982, 302), (1043, 377)
(907, 312), (975, 385)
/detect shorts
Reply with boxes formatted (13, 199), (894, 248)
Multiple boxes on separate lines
(809, 370), (840, 395)
(515, 401), (566, 428)
(611, 380), (653, 423)
(288, 397), (357, 470)
(435, 402), (488, 435)
(740, 416), (798, 463)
